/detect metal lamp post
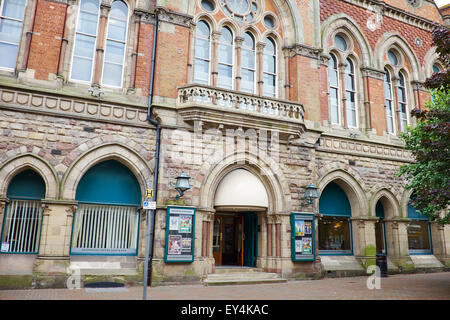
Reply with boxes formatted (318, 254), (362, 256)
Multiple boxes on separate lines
(170, 171), (191, 199)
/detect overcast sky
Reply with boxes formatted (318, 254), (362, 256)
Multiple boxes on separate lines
(435, 0), (450, 7)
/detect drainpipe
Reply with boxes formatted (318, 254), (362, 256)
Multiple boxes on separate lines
(143, 10), (159, 300)
(21, 0), (39, 70)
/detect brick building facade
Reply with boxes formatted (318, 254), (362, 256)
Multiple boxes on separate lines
(0, 0), (448, 289)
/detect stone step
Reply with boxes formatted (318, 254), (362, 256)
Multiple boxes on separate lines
(207, 272), (281, 279)
(78, 268), (138, 276)
(204, 271), (286, 286)
(214, 267), (264, 274)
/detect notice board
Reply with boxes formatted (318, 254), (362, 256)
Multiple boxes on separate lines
(290, 212), (315, 261)
(164, 206), (196, 262)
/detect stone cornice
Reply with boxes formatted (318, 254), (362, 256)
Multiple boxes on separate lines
(342, 0), (443, 31)
(317, 134), (413, 162)
(0, 85), (151, 128)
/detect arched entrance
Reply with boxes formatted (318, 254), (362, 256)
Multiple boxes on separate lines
(212, 169), (268, 267)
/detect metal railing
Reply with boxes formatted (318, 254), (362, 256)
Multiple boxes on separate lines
(1, 200), (43, 253)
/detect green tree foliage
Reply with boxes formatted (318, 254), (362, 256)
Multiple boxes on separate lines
(399, 91), (450, 225)
(398, 25), (449, 225)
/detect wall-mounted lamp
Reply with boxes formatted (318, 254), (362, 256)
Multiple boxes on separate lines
(170, 171), (191, 199)
(300, 183), (319, 207)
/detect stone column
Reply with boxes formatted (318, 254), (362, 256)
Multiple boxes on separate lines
(92, 3), (111, 86)
(282, 48), (291, 100)
(354, 217), (378, 268)
(430, 222), (447, 261)
(256, 41), (265, 96)
(234, 36), (243, 91)
(338, 62), (348, 127)
(390, 76), (400, 135)
(211, 31), (221, 87)
(0, 198), (8, 241)
(33, 200), (77, 288)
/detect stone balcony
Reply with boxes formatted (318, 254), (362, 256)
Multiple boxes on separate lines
(177, 84), (306, 137)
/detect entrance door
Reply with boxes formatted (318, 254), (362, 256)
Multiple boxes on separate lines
(212, 212), (257, 267)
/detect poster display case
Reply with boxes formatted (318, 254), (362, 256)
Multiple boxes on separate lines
(164, 206), (196, 262)
(290, 212), (315, 261)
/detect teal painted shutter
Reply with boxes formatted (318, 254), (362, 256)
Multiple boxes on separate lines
(7, 169), (46, 200)
(75, 160), (141, 205)
(319, 182), (351, 216)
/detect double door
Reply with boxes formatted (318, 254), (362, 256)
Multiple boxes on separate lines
(212, 212), (258, 267)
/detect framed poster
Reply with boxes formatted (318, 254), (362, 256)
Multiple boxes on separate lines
(291, 212), (315, 261)
(164, 206), (196, 262)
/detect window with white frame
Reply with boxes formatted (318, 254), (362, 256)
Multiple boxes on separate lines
(344, 58), (357, 127)
(241, 32), (255, 94)
(384, 68), (395, 134)
(398, 72), (408, 132)
(328, 54), (340, 125)
(217, 26), (233, 90)
(102, 0), (128, 87)
(263, 37), (276, 98)
(0, 0), (27, 70)
(70, 0), (100, 83)
(193, 20), (211, 85)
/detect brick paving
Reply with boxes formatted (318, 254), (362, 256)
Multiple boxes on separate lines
(0, 272), (449, 300)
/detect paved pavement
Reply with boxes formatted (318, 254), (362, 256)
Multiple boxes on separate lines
(0, 272), (449, 300)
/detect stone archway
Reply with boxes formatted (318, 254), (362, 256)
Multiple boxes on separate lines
(61, 143), (153, 202)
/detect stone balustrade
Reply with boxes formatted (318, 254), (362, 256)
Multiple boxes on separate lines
(177, 84), (304, 123)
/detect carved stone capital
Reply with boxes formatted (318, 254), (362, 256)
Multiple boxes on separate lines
(360, 66), (385, 80)
(292, 44), (322, 60)
(155, 6), (193, 28)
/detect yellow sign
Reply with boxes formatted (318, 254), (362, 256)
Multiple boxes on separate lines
(146, 189), (154, 199)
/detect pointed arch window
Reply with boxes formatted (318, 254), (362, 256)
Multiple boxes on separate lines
(0, 0), (27, 70)
(70, 0), (100, 83)
(102, 0), (129, 87)
(193, 20), (211, 85)
(263, 37), (276, 98)
(344, 58), (357, 127)
(384, 68), (394, 134)
(217, 26), (233, 89)
(328, 54), (340, 125)
(241, 32), (255, 94)
(398, 72), (408, 132)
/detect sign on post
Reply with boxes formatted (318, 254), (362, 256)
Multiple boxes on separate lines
(164, 206), (196, 263)
(290, 212), (315, 261)
(143, 201), (156, 210)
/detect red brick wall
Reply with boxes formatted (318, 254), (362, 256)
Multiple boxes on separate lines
(27, 0), (66, 80)
(153, 24), (190, 99)
(135, 22), (155, 97)
(320, 0), (434, 63)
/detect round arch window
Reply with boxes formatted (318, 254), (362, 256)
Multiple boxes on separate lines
(263, 15), (275, 29)
(201, 0), (215, 12)
(334, 34), (347, 51)
(387, 50), (399, 66)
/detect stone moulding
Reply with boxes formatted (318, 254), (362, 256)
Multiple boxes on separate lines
(0, 86), (150, 127)
(317, 135), (413, 162)
(177, 84), (305, 137)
